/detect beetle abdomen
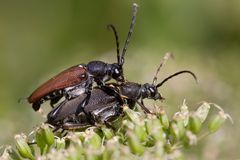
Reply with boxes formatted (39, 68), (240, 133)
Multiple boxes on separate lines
(28, 65), (88, 106)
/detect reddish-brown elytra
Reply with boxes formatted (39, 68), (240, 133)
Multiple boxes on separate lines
(28, 3), (139, 111)
(28, 65), (89, 111)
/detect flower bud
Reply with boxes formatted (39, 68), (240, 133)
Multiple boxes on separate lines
(55, 137), (65, 150)
(188, 114), (202, 134)
(41, 124), (55, 146)
(172, 114), (186, 139)
(134, 124), (147, 142)
(159, 109), (169, 129)
(122, 120), (135, 132)
(176, 120), (185, 139)
(127, 131), (145, 155)
(102, 149), (113, 160)
(170, 123), (180, 141)
(151, 125), (165, 143)
(84, 131), (102, 149)
(104, 137), (120, 160)
(64, 145), (83, 160)
(36, 124), (54, 148)
(164, 142), (172, 153)
(14, 134), (34, 160)
(102, 127), (114, 140)
(123, 105), (141, 124)
(76, 132), (87, 142)
(179, 99), (189, 126)
(153, 142), (164, 158)
(196, 102), (210, 123)
(145, 119), (153, 134)
(35, 128), (47, 154)
(208, 111), (227, 133)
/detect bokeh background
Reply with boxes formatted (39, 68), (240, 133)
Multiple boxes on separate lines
(0, 0), (239, 159)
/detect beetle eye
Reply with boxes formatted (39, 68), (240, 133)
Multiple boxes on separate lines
(81, 74), (86, 78)
(115, 68), (120, 74)
(149, 87), (155, 93)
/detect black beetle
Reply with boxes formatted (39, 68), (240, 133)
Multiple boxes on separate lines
(47, 53), (197, 130)
(47, 86), (124, 130)
(28, 3), (139, 111)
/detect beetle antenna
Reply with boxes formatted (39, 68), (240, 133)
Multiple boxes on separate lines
(156, 70), (197, 88)
(152, 52), (173, 85)
(107, 24), (120, 64)
(120, 3), (138, 66)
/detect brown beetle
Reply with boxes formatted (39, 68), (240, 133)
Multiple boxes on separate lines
(28, 3), (139, 111)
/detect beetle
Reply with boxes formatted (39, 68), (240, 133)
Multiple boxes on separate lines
(47, 86), (124, 130)
(28, 3), (139, 111)
(47, 53), (197, 130)
(99, 52), (197, 114)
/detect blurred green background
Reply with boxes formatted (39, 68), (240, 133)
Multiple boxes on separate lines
(0, 0), (239, 159)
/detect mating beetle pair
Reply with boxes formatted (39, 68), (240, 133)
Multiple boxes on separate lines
(47, 67), (196, 130)
(28, 3), (197, 130)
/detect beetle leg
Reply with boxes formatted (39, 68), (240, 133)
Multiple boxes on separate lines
(32, 102), (41, 111)
(62, 122), (92, 130)
(52, 126), (62, 133)
(104, 114), (120, 129)
(27, 141), (37, 145)
(136, 99), (152, 114)
(75, 85), (123, 116)
(74, 76), (95, 115)
(65, 87), (86, 100)
(75, 91), (92, 116)
(101, 103), (122, 129)
(95, 76), (109, 86)
(100, 85), (124, 105)
(50, 96), (62, 108)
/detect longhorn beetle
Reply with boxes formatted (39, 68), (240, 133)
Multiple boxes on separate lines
(47, 86), (124, 130)
(28, 3), (139, 111)
(47, 53), (197, 130)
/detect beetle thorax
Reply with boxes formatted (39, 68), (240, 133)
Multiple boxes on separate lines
(120, 82), (142, 100)
(86, 61), (110, 84)
(87, 61), (108, 77)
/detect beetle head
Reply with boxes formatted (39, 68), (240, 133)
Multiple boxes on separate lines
(141, 83), (163, 100)
(111, 63), (124, 82)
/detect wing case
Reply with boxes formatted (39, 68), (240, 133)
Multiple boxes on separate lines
(28, 65), (88, 103)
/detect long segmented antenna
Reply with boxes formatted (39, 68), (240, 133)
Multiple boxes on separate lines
(107, 24), (120, 64)
(152, 52), (174, 85)
(120, 3), (139, 66)
(156, 70), (197, 88)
